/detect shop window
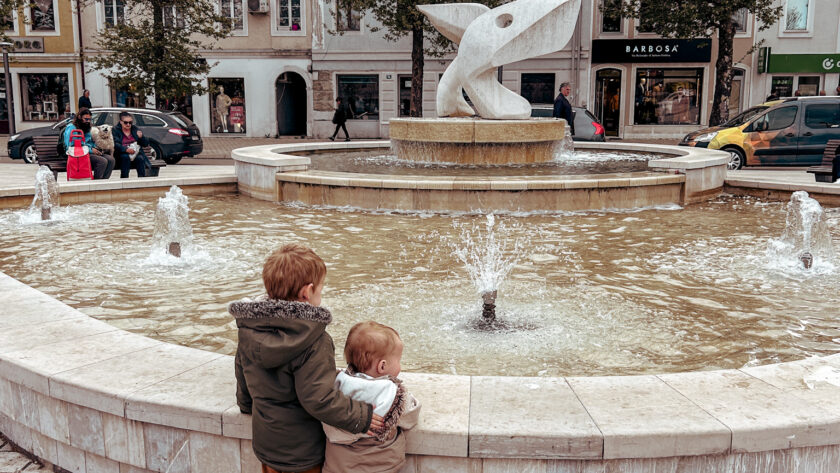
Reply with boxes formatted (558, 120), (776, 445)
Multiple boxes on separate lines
(634, 68), (702, 125)
(163, 6), (186, 28)
(209, 78), (246, 133)
(521, 73), (555, 105)
(111, 83), (143, 108)
(784, 0), (809, 31)
(732, 8), (748, 33)
(337, 74), (379, 120)
(770, 76), (793, 97)
(275, 0), (302, 32)
(20, 73), (70, 122)
(804, 104), (840, 129)
(399, 75), (412, 117)
(220, 0), (244, 31)
(103, 0), (125, 26)
(156, 94), (194, 120)
(797, 76), (819, 96)
(30, 0), (57, 32)
(336, 0), (360, 31)
(600, 0), (621, 33)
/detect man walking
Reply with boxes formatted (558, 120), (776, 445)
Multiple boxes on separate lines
(553, 82), (575, 136)
(330, 97), (350, 141)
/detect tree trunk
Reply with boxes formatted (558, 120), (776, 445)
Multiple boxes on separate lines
(410, 26), (424, 117)
(709, 19), (736, 126)
(152, 1), (165, 103)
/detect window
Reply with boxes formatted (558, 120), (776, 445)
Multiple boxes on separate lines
(771, 76), (793, 97)
(29, 0), (56, 32)
(336, 0), (360, 31)
(784, 0), (808, 31)
(20, 73), (70, 122)
(337, 74), (379, 120)
(103, 0), (125, 26)
(732, 8), (748, 34)
(163, 6), (186, 28)
(804, 104), (840, 129)
(797, 76), (819, 96)
(136, 114), (167, 127)
(636, 0), (655, 33)
(755, 106), (797, 131)
(600, 0), (621, 33)
(2, 11), (17, 33)
(521, 73), (555, 105)
(220, 0), (244, 31)
(399, 75), (412, 117)
(634, 68), (702, 125)
(209, 78), (246, 133)
(275, 0), (302, 32)
(111, 83), (143, 108)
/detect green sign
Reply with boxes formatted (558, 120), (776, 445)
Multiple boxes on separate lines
(757, 47), (769, 74)
(768, 53), (840, 73)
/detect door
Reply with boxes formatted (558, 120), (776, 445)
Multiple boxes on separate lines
(744, 105), (799, 165)
(276, 72), (307, 136)
(0, 76), (8, 134)
(594, 69), (621, 137)
(798, 101), (840, 165)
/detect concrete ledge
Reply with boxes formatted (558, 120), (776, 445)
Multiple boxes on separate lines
(4, 270), (840, 472)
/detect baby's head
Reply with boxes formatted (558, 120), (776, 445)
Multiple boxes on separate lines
(263, 244), (326, 305)
(344, 321), (403, 378)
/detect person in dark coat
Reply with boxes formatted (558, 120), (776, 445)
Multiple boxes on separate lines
(330, 97), (351, 141)
(78, 89), (92, 110)
(552, 82), (575, 136)
(111, 111), (152, 178)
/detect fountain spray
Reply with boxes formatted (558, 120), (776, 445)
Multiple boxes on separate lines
(767, 191), (835, 271)
(153, 186), (193, 258)
(30, 166), (59, 221)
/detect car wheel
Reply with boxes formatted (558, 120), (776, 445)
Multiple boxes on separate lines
(163, 154), (182, 165)
(22, 141), (38, 164)
(724, 147), (745, 170)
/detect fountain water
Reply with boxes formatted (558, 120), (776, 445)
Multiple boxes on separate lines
(767, 191), (835, 273)
(30, 166), (59, 221)
(152, 185), (193, 258)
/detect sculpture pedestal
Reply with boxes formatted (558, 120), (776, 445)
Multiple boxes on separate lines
(389, 117), (565, 165)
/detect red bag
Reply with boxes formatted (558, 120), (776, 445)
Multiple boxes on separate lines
(66, 129), (93, 180)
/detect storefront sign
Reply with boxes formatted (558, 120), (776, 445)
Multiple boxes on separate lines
(10, 37), (44, 53)
(767, 53), (840, 73)
(592, 39), (711, 63)
(757, 47), (770, 74)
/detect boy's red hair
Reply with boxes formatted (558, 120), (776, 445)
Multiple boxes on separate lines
(262, 244), (327, 301)
(344, 321), (401, 373)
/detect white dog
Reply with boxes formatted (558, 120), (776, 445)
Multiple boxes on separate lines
(90, 124), (115, 155)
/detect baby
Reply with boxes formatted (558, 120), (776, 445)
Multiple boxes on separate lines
(322, 321), (421, 473)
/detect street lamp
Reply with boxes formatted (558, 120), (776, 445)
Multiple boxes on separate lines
(0, 41), (15, 136)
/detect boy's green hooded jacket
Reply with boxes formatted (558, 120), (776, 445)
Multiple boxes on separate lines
(230, 297), (372, 473)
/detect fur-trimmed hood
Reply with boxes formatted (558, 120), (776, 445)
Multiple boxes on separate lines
(230, 295), (333, 369)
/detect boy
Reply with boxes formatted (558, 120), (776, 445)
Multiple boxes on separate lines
(230, 244), (384, 473)
(322, 321), (421, 473)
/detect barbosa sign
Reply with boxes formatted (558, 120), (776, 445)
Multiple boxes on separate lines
(626, 44), (679, 54)
(592, 39), (711, 63)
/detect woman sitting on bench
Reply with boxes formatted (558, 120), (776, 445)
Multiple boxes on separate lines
(62, 108), (116, 179)
(112, 111), (152, 178)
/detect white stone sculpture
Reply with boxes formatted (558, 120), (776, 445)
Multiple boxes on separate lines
(419, 0), (581, 120)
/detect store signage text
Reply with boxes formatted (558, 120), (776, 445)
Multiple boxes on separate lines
(767, 53), (840, 73)
(592, 39), (712, 64)
(9, 37), (44, 53)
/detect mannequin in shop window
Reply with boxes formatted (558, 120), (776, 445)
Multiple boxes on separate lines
(216, 86), (232, 132)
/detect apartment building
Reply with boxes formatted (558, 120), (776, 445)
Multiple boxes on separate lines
(310, 0), (593, 138)
(1, 0), (83, 133)
(81, 0), (313, 137)
(752, 0), (840, 100)
(588, 1), (757, 139)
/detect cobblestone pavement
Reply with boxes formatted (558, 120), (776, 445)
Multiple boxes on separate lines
(0, 436), (50, 473)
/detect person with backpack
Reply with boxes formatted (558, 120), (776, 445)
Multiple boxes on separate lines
(61, 108), (115, 179)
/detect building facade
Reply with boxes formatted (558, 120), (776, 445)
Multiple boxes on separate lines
(2, 0), (83, 133)
(587, 1), (757, 139)
(752, 0), (840, 101)
(81, 0), (313, 138)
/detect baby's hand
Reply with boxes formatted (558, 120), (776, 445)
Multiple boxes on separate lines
(366, 413), (385, 436)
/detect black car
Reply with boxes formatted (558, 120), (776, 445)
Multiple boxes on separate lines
(7, 107), (203, 165)
(530, 106), (606, 142)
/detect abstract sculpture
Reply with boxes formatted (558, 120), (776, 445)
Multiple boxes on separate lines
(418, 0), (581, 119)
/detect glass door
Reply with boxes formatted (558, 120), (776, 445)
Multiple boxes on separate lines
(595, 69), (621, 137)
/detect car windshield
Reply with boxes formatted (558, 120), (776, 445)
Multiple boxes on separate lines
(722, 106), (768, 127)
(170, 112), (195, 128)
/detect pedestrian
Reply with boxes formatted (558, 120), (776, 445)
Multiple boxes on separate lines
(61, 108), (115, 180)
(78, 89), (92, 110)
(330, 97), (351, 142)
(552, 82), (575, 135)
(766, 90), (779, 101)
(112, 111), (152, 178)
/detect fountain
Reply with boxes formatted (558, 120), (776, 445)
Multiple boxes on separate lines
(152, 185), (193, 258)
(767, 191), (835, 273)
(30, 166), (59, 221)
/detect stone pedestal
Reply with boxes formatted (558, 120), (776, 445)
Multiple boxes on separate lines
(389, 118), (565, 165)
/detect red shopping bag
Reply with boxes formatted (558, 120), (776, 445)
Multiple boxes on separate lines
(66, 129), (93, 180)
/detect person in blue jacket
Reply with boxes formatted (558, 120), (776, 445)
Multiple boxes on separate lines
(111, 111), (151, 178)
(62, 108), (115, 179)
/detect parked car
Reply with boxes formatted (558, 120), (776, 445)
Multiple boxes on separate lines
(680, 100), (783, 148)
(679, 97), (840, 170)
(7, 107), (203, 165)
(530, 106), (606, 142)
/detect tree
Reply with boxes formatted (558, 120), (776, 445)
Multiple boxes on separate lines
(606, 0), (782, 126)
(87, 0), (232, 106)
(335, 0), (500, 117)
